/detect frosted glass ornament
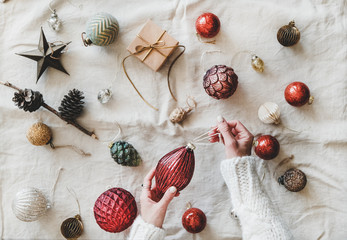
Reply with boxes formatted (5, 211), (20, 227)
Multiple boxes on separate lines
(12, 187), (49, 222)
(258, 102), (281, 124)
(97, 89), (112, 104)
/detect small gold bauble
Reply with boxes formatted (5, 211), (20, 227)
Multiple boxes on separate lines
(251, 55), (264, 73)
(26, 122), (52, 146)
(61, 214), (84, 239)
(277, 21), (300, 47)
(170, 107), (187, 123)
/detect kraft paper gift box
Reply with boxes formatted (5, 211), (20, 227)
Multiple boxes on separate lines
(127, 19), (179, 72)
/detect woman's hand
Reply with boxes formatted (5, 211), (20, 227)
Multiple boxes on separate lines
(140, 168), (178, 228)
(209, 116), (254, 159)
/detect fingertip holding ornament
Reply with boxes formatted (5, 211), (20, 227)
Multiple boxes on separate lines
(182, 207), (207, 233)
(254, 135), (280, 160)
(284, 82), (313, 107)
(278, 168), (307, 192)
(258, 102), (281, 125)
(195, 12), (220, 40)
(277, 21), (300, 47)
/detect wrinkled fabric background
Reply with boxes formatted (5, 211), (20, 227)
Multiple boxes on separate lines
(0, 0), (346, 239)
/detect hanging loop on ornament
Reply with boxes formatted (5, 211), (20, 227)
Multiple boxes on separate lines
(66, 187), (81, 215)
(49, 167), (64, 208)
(196, 33), (216, 44)
(186, 202), (192, 210)
(81, 32), (92, 47)
(50, 143), (91, 157)
(230, 50), (265, 73)
(49, 41), (71, 60)
(273, 155), (294, 179)
(109, 122), (122, 146)
(200, 50), (222, 71)
(186, 96), (197, 111)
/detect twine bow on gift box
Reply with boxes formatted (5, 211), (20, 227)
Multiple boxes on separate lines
(122, 30), (185, 111)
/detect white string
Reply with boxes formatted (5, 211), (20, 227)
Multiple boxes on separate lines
(66, 187), (81, 215)
(98, 122), (123, 144)
(49, 167), (63, 207)
(200, 50), (222, 71)
(48, 0), (55, 13)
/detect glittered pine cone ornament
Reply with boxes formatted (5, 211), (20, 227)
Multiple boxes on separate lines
(94, 188), (137, 233)
(155, 143), (195, 199)
(278, 168), (307, 192)
(27, 122), (52, 146)
(12, 88), (43, 112)
(83, 12), (119, 47)
(277, 21), (300, 47)
(58, 89), (84, 121)
(203, 65), (238, 99)
(61, 214), (83, 239)
(109, 141), (141, 166)
(12, 187), (49, 222)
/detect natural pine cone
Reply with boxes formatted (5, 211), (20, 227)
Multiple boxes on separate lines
(58, 89), (85, 121)
(203, 65), (238, 99)
(12, 89), (43, 112)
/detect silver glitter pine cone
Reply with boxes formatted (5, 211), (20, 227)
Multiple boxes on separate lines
(61, 214), (83, 239)
(12, 89), (43, 112)
(278, 168), (307, 192)
(277, 21), (300, 47)
(58, 89), (85, 121)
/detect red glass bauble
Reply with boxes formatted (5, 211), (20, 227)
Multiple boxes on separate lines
(93, 188), (137, 233)
(155, 143), (195, 199)
(203, 65), (238, 100)
(182, 208), (207, 233)
(195, 13), (221, 38)
(254, 135), (280, 160)
(284, 82), (311, 107)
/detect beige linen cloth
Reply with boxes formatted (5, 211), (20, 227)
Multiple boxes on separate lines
(0, 0), (346, 239)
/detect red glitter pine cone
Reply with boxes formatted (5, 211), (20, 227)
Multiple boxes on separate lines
(182, 207), (207, 233)
(284, 82), (313, 107)
(203, 65), (238, 100)
(195, 12), (221, 38)
(155, 143), (195, 199)
(254, 135), (280, 160)
(94, 188), (137, 233)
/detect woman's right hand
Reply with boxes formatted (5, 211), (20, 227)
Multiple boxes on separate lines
(209, 116), (254, 159)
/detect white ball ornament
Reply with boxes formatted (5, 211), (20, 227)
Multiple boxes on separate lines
(12, 187), (49, 222)
(258, 102), (281, 124)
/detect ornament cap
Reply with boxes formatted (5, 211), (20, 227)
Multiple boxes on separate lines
(308, 96), (314, 105)
(186, 142), (196, 150)
(289, 20), (296, 27)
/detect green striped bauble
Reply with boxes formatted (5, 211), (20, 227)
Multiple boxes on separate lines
(85, 12), (119, 46)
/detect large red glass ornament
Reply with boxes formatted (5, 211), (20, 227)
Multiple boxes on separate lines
(203, 65), (238, 100)
(284, 82), (313, 107)
(254, 135), (280, 160)
(93, 188), (137, 233)
(155, 143), (195, 199)
(182, 207), (207, 233)
(195, 13), (221, 38)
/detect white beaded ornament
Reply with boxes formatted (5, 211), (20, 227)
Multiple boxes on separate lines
(258, 102), (281, 124)
(12, 187), (49, 222)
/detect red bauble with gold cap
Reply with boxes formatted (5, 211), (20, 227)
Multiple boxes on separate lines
(182, 207), (207, 233)
(254, 135), (280, 160)
(284, 82), (313, 107)
(195, 13), (221, 38)
(93, 188), (137, 233)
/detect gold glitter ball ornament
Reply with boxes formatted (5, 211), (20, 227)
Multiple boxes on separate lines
(277, 21), (300, 47)
(61, 215), (84, 239)
(26, 122), (52, 146)
(251, 55), (264, 73)
(278, 168), (307, 192)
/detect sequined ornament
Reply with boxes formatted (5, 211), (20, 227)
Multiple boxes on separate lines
(285, 82), (314, 107)
(154, 143), (195, 199)
(254, 135), (280, 160)
(182, 207), (207, 233)
(203, 65), (238, 100)
(94, 188), (137, 233)
(169, 97), (196, 123)
(82, 12), (119, 47)
(195, 13), (221, 38)
(109, 141), (141, 166)
(277, 21), (300, 47)
(97, 89), (112, 104)
(251, 55), (264, 73)
(12, 187), (49, 222)
(258, 102), (281, 124)
(47, 9), (62, 32)
(27, 122), (52, 146)
(61, 215), (83, 239)
(278, 168), (307, 192)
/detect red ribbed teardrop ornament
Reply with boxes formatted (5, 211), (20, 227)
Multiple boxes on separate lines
(155, 143), (195, 199)
(93, 188), (137, 233)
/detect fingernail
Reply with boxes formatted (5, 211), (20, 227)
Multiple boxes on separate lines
(169, 186), (177, 193)
(217, 115), (224, 123)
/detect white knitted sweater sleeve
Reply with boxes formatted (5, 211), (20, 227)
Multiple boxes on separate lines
(220, 156), (294, 240)
(128, 215), (166, 240)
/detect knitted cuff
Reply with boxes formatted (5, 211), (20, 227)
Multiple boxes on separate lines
(128, 215), (166, 240)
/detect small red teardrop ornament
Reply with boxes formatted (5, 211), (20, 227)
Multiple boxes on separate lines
(155, 143), (195, 199)
(285, 82), (313, 107)
(254, 135), (280, 160)
(93, 188), (137, 233)
(182, 208), (207, 233)
(195, 13), (221, 38)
